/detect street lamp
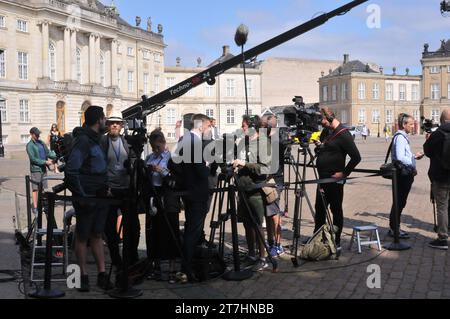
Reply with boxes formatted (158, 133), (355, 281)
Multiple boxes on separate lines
(0, 94), (5, 158)
(377, 120), (380, 138)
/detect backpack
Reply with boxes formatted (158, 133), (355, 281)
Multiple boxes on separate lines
(440, 130), (450, 170)
(299, 224), (338, 261)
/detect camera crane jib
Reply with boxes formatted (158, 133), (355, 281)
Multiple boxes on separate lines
(121, 0), (369, 121)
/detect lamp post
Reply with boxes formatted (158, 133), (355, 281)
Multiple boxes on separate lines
(377, 120), (380, 138)
(0, 95), (5, 158)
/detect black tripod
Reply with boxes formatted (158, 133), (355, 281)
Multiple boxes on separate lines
(285, 143), (336, 266)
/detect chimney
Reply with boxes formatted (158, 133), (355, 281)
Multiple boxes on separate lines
(176, 57), (181, 67)
(343, 54), (349, 64)
(222, 45), (230, 57)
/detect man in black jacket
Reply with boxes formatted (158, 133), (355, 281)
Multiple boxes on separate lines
(175, 114), (211, 281)
(314, 107), (361, 248)
(425, 109), (450, 250)
(65, 105), (112, 292)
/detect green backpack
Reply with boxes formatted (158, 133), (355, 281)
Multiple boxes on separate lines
(300, 224), (338, 261)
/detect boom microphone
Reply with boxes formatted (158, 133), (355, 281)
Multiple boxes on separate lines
(234, 24), (249, 47)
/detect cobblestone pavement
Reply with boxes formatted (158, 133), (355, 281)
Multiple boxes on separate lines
(1, 136), (449, 299)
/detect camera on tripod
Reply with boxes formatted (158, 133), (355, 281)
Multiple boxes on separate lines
(421, 116), (439, 134)
(280, 96), (323, 146)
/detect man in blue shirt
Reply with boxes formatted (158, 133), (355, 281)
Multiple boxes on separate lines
(390, 114), (424, 238)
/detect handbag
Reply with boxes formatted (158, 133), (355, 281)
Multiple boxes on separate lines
(380, 133), (414, 179)
(261, 178), (279, 205)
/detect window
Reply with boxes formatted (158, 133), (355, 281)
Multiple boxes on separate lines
(19, 99), (29, 123)
(0, 99), (6, 122)
(358, 82), (366, 100)
(341, 82), (348, 101)
(413, 110), (420, 122)
(127, 71), (134, 92)
(386, 109), (393, 124)
(372, 83), (380, 100)
(143, 73), (149, 94)
(76, 48), (82, 83)
(154, 53), (160, 63)
(143, 50), (150, 60)
(412, 84), (419, 101)
(386, 83), (393, 101)
(166, 108), (176, 125)
(448, 66), (450, 73)
(226, 79), (235, 97)
(49, 43), (56, 80)
(117, 43), (121, 54)
(358, 108), (366, 124)
(432, 109), (440, 123)
(226, 109), (235, 124)
(21, 134), (29, 144)
(17, 19), (27, 32)
(431, 84), (440, 100)
(322, 85), (328, 102)
(117, 68), (121, 88)
(246, 79), (253, 97)
(341, 110), (348, 124)
(18, 51), (28, 80)
(331, 85), (337, 101)
(1, 135), (7, 145)
(166, 77), (175, 89)
(0, 16), (5, 28)
(448, 83), (450, 99)
(0, 49), (5, 78)
(247, 109), (253, 116)
(127, 47), (134, 56)
(204, 84), (213, 97)
(430, 66), (440, 74)
(153, 75), (160, 93)
(167, 132), (176, 139)
(372, 109), (380, 123)
(399, 84), (406, 101)
(100, 53), (105, 86)
(206, 109), (214, 118)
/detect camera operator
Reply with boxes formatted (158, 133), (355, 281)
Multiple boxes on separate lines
(389, 113), (424, 239)
(234, 115), (271, 271)
(65, 106), (113, 292)
(314, 108), (361, 249)
(424, 109), (450, 250)
(99, 111), (139, 278)
(175, 114), (211, 282)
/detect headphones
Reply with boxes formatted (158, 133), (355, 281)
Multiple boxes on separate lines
(398, 113), (409, 129)
(321, 108), (335, 124)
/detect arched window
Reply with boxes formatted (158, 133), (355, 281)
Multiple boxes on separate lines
(100, 52), (105, 86)
(76, 48), (82, 83)
(49, 42), (56, 80)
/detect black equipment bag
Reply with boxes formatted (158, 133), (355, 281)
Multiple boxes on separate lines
(380, 133), (415, 179)
(191, 246), (226, 282)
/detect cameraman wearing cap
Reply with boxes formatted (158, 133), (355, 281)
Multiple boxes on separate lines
(314, 108), (361, 250)
(26, 127), (57, 214)
(99, 111), (140, 277)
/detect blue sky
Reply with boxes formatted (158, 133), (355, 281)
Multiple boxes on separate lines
(111, 0), (448, 75)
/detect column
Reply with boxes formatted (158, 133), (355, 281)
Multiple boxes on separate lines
(42, 21), (49, 78)
(64, 27), (71, 80)
(89, 33), (96, 84)
(95, 34), (101, 84)
(111, 39), (117, 87)
(70, 29), (77, 81)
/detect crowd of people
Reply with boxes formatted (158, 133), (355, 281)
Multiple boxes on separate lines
(24, 105), (450, 292)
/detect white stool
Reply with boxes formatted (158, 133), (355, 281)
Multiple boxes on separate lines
(348, 225), (382, 254)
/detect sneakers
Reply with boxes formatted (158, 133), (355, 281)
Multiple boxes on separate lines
(428, 239), (448, 250)
(78, 275), (90, 292)
(97, 272), (114, 290)
(276, 245), (285, 256)
(388, 229), (410, 239)
(269, 246), (278, 258)
(251, 259), (269, 272)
